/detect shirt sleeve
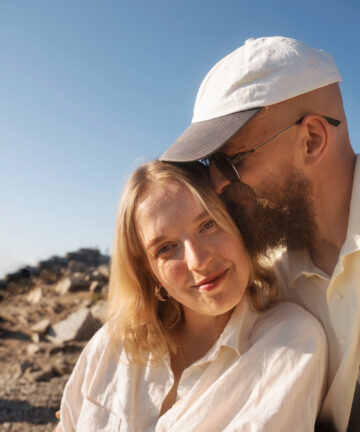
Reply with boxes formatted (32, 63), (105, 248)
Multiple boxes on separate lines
(57, 327), (108, 432)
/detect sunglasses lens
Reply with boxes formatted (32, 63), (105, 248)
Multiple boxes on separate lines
(212, 153), (240, 183)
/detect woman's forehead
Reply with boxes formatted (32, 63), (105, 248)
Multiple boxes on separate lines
(137, 180), (201, 216)
(134, 181), (207, 245)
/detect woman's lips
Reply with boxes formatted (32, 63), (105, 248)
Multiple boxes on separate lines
(194, 269), (228, 292)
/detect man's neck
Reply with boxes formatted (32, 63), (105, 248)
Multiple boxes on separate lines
(309, 154), (356, 275)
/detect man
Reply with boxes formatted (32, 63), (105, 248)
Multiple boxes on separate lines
(160, 37), (359, 432)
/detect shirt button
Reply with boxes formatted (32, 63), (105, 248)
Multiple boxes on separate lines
(333, 292), (343, 302)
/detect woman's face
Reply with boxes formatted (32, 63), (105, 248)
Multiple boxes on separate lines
(135, 180), (251, 321)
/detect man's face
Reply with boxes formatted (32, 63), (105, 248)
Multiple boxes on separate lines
(209, 113), (317, 257)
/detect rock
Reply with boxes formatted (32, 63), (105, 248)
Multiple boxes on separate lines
(6, 280), (29, 297)
(27, 343), (41, 355)
(20, 359), (33, 374)
(90, 269), (108, 283)
(38, 256), (68, 269)
(89, 281), (102, 294)
(66, 249), (100, 266)
(49, 307), (101, 342)
(39, 267), (60, 284)
(97, 264), (110, 279)
(72, 272), (87, 280)
(30, 318), (51, 334)
(55, 277), (89, 294)
(5, 270), (29, 283)
(101, 283), (109, 296)
(91, 301), (107, 323)
(67, 260), (87, 273)
(17, 314), (29, 325)
(27, 287), (42, 304)
(51, 355), (69, 376)
(80, 299), (92, 308)
(31, 333), (40, 343)
(32, 366), (55, 382)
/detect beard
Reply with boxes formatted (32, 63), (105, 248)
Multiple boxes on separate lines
(222, 171), (317, 258)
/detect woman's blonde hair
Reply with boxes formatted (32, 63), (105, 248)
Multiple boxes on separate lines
(107, 160), (277, 364)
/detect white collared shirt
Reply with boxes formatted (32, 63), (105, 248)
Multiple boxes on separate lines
(58, 296), (327, 432)
(272, 155), (360, 432)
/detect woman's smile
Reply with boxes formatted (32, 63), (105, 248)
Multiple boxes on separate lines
(192, 268), (229, 292)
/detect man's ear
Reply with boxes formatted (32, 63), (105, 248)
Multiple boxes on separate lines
(299, 115), (330, 166)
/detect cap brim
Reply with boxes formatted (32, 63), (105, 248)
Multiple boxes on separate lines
(160, 107), (262, 162)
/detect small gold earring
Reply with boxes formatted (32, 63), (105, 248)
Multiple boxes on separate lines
(155, 286), (170, 302)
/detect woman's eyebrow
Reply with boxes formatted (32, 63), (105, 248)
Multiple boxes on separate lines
(146, 210), (209, 250)
(194, 210), (210, 223)
(146, 235), (167, 250)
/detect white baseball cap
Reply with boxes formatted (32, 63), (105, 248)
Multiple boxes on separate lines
(160, 36), (342, 162)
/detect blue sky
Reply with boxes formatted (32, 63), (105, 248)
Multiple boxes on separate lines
(1, 0), (359, 277)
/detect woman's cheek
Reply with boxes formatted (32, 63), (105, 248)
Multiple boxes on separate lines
(160, 260), (187, 287)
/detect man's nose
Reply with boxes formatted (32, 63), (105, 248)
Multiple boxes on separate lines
(209, 161), (231, 194)
(184, 240), (212, 272)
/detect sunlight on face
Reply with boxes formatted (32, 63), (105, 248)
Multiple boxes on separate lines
(135, 180), (251, 323)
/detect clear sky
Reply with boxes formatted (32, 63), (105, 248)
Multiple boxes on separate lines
(1, 0), (359, 277)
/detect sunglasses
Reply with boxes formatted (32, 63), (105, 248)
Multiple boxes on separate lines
(207, 115), (340, 183)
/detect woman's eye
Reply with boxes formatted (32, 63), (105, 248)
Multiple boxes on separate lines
(155, 243), (176, 257)
(200, 220), (216, 232)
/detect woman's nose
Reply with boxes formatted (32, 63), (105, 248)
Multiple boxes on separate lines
(209, 161), (231, 194)
(184, 240), (212, 272)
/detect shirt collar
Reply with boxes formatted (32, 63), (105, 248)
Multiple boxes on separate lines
(192, 295), (260, 365)
(339, 154), (360, 257)
(287, 249), (329, 286)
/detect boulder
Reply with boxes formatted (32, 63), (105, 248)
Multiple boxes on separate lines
(49, 307), (101, 342)
(97, 264), (110, 279)
(30, 318), (51, 334)
(89, 281), (102, 294)
(39, 267), (61, 284)
(27, 343), (41, 355)
(55, 277), (89, 295)
(67, 260), (87, 273)
(27, 287), (42, 304)
(31, 333), (40, 343)
(90, 301), (107, 323)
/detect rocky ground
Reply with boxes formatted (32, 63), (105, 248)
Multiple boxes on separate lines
(0, 249), (109, 431)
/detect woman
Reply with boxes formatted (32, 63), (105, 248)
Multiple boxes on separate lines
(57, 161), (327, 431)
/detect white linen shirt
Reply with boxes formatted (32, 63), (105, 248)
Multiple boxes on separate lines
(272, 155), (360, 432)
(58, 297), (327, 432)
